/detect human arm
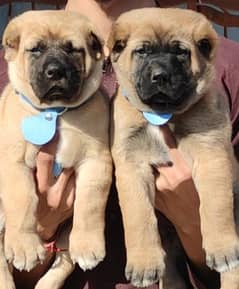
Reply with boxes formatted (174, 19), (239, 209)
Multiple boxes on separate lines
(35, 136), (75, 241)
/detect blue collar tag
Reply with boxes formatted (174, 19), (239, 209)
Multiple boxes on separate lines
(21, 108), (64, 146)
(21, 108), (65, 177)
(17, 91), (68, 177)
(53, 161), (63, 178)
(143, 111), (172, 125)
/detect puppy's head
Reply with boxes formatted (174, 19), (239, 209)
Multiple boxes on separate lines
(3, 10), (104, 108)
(108, 8), (218, 114)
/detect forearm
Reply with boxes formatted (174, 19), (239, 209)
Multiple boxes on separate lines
(37, 193), (73, 241)
(65, 0), (112, 41)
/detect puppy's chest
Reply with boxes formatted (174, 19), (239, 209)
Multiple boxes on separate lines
(55, 115), (87, 168)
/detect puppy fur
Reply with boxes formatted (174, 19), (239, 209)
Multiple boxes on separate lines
(109, 7), (239, 288)
(0, 10), (112, 289)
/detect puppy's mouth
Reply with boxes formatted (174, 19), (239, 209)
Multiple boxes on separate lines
(41, 86), (73, 102)
(135, 79), (195, 114)
(142, 91), (187, 113)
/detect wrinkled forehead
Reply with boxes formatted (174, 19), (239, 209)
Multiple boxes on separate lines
(116, 8), (212, 47)
(126, 23), (194, 48)
(20, 23), (90, 49)
(18, 11), (92, 46)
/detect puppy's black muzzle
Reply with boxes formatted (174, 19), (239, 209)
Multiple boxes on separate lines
(30, 52), (83, 103)
(135, 53), (195, 113)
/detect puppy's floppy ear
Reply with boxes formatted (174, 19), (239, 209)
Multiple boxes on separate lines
(107, 22), (128, 62)
(2, 17), (21, 61)
(88, 31), (104, 60)
(193, 18), (218, 60)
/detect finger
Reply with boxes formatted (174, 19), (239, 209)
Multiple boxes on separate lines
(57, 172), (75, 210)
(64, 174), (76, 209)
(155, 146), (192, 187)
(159, 125), (177, 148)
(47, 168), (74, 209)
(155, 173), (171, 193)
(36, 134), (59, 194)
(36, 152), (54, 194)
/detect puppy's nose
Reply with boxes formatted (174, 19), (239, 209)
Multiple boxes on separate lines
(45, 63), (66, 80)
(151, 68), (169, 86)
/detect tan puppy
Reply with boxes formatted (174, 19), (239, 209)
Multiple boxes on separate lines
(109, 7), (239, 288)
(0, 10), (112, 289)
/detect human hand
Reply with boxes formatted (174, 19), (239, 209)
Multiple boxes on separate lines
(35, 135), (75, 241)
(155, 125), (200, 231)
(154, 125), (205, 266)
(155, 126), (222, 288)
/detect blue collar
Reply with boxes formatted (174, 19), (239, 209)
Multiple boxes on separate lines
(121, 89), (172, 125)
(16, 90), (68, 115)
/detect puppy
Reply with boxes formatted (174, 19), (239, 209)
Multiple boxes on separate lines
(0, 10), (112, 289)
(109, 7), (239, 288)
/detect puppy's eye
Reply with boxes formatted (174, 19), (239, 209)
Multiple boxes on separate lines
(112, 40), (126, 54)
(67, 47), (84, 54)
(26, 44), (46, 56)
(171, 44), (189, 56)
(134, 45), (152, 56)
(197, 38), (212, 59)
(63, 42), (84, 54)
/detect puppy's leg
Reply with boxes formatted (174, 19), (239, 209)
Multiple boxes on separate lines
(34, 252), (74, 289)
(220, 182), (239, 289)
(0, 164), (45, 271)
(0, 232), (15, 289)
(69, 154), (112, 271)
(0, 200), (15, 289)
(114, 159), (166, 288)
(191, 147), (239, 273)
(35, 223), (74, 289)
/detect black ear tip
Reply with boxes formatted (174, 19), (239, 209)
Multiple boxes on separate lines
(197, 38), (212, 58)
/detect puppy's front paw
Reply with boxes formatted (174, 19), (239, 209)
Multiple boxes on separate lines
(205, 239), (239, 272)
(69, 230), (105, 271)
(126, 246), (165, 288)
(4, 232), (45, 271)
